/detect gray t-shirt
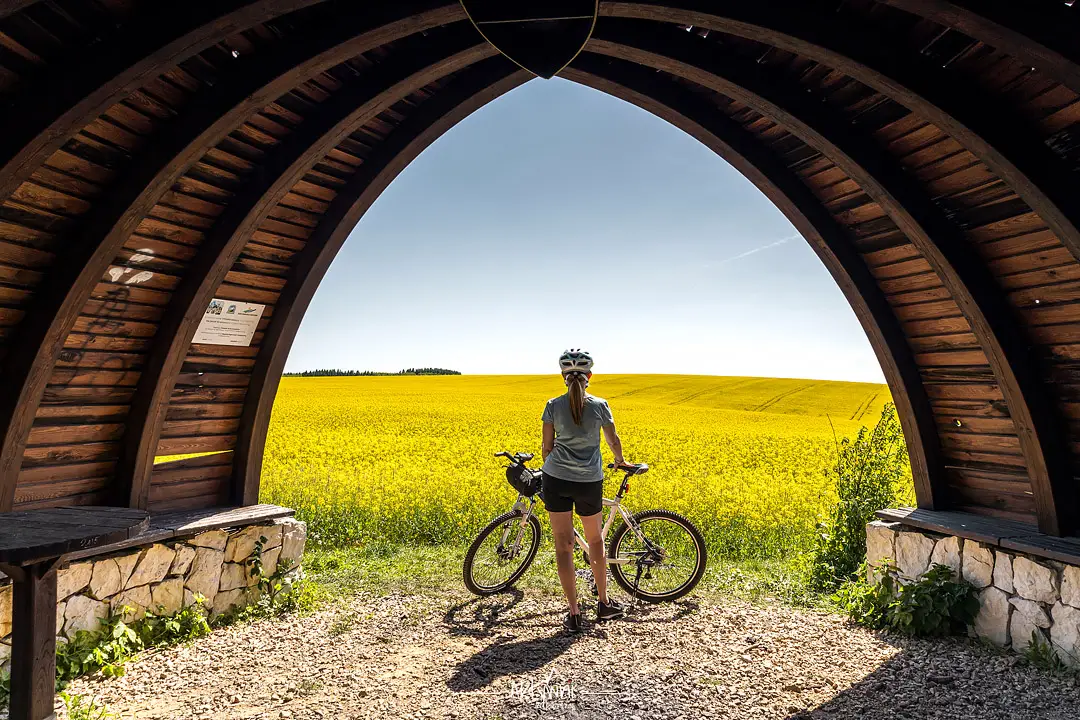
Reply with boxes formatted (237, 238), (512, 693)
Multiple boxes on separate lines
(541, 393), (615, 483)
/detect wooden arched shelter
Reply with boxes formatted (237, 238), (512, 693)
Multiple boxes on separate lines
(0, 0), (1078, 542)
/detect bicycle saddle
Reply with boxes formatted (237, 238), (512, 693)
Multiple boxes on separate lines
(611, 462), (648, 475)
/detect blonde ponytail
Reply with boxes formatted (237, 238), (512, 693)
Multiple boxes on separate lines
(567, 373), (587, 426)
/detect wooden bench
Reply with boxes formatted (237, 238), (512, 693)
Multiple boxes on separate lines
(877, 507), (1080, 566)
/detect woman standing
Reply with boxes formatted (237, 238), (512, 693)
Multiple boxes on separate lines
(541, 349), (628, 632)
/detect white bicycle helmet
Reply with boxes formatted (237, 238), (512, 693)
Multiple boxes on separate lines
(559, 349), (594, 375)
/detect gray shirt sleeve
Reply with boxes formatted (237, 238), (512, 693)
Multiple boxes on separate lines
(542, 400), (554, 423)
(598, 400), (614, 428)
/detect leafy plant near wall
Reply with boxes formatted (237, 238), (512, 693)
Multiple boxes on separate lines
(810, 403), (911, 591)
(55, 597), (211, 687)
(837, 562), (979, 637)
(61, 691), (116, 720)
(214, 536), (309, 624)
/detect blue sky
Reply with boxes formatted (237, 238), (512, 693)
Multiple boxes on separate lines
(285, 78), (885, 383)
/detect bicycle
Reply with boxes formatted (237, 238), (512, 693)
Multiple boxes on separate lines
(462, 451), (707, 603)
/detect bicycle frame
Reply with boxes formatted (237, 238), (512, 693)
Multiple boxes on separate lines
(503, 490), (645, 565)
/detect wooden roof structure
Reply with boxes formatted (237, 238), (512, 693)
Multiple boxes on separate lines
(0, 0), (1078, 538)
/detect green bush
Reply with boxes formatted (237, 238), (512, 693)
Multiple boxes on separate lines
(61, 691), (115, 720)
(810, 403), (911, 591)
(837, 562), (979, 637)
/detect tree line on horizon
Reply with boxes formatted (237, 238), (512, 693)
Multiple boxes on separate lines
(283, 368), (461, 377)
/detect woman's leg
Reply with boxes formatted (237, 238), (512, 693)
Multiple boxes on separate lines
(578, 512), (609, 605)
(547, 510), (579, 614)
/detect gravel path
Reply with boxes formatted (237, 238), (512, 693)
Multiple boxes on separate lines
(60, 589), (1079, 720)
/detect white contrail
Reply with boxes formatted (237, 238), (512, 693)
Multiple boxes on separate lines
(716, 233), (800, 265)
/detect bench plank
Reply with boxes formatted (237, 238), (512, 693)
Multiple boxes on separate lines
(61, 504), (294, 562)
(877, 507), (1080, 565)
(0, 507), (149, 565)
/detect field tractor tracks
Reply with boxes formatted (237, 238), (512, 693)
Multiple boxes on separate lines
(670, 386), (715, 406)
(752, 383), (818, 412)
(611, 380), (684, 399)
(851, 392), (879, 421)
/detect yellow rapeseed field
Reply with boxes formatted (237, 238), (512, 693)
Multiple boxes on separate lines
(260, 374), (910, 560)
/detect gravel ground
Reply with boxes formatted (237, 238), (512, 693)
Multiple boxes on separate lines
(55, 589), (1080, 720)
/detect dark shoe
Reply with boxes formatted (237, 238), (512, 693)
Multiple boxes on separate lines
(597, 599), (626, 621)
(563, 612), (584, 633)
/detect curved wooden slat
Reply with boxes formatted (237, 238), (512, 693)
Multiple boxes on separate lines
(878, 0), (1080, 95)
(0, 4), (468, 512)
(119, 40), (505, 509)
(0, 0), (346, 202)
(561, 55), (946, 511)
(233, 63), (532, 504)
(586, 27), (1076, 535)
(602, 2), (1080, 268)
(0, 0), (37, 21)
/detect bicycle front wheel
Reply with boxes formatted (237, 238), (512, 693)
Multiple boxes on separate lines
(608, 509), (707, 602)
(463, 509), (542, 595)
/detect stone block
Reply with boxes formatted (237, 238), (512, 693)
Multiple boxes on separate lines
(895, 531), (935, 580)
(262, 523), (283, 551)
(1050, 602), (1080, 668)
(151, 578), (184, 616)
(993, 551), (1014, 594)
(189, 530), (228, 552)
(170, 545), (196, 576)
(56, 599), (66, 633)
(111, 584), (152, 623)
(116, 552), (139, 589)
(64, 595), (109, 637)
(1061, 565), (1080, 608)
(212, 587), (258, 615)
(224, 526), (261, 563)
(973, 586), (1010, 646)
(262, 545), (282, 578)
(1009, 597), (1051, 628)
(219, 562), (258, 592)
(0, 640), (9, 665)
(0, 584), (10, 638)
(1013, 556), (1059, 604)
(962, 542), (994, 589)
(278, 519), (307, 570)
(185, 547), (224, 608)
(1010, 612), (1049, 653)
(89, 558), (123, 600)
(865, 521), (897, 582)
(127, 544), (175, 589)
(929, 536), (962, 575)
(57, 562), (92, 600)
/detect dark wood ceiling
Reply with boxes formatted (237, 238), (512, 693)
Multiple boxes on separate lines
(0, 0), (1077, 537)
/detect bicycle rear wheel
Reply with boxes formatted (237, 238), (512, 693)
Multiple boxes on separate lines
(608, 509), (707, 602)
(463, 509), (542, 595)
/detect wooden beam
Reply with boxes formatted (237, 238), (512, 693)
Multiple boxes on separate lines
(118, 36), (502, 509)
(603, 2), (1080, 269)
(0, 4), (468, 512)
(586, 26), (1077, 535)
(878, 0), (1080, 95)
(2, 560), (59, 720)
(233, 65), (532, 504)
(562, 54), (947, 511)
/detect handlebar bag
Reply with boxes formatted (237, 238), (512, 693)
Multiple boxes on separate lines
(506, 464), (541, 496)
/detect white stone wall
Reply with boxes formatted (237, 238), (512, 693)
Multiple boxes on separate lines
(0, 517), (306, 677)
(867, 520), (1080, 666)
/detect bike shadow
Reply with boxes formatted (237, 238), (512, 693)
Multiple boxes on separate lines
(442, 590), (562, 639)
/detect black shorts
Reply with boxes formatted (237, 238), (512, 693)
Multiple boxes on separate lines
(542, 472), (603, 517)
